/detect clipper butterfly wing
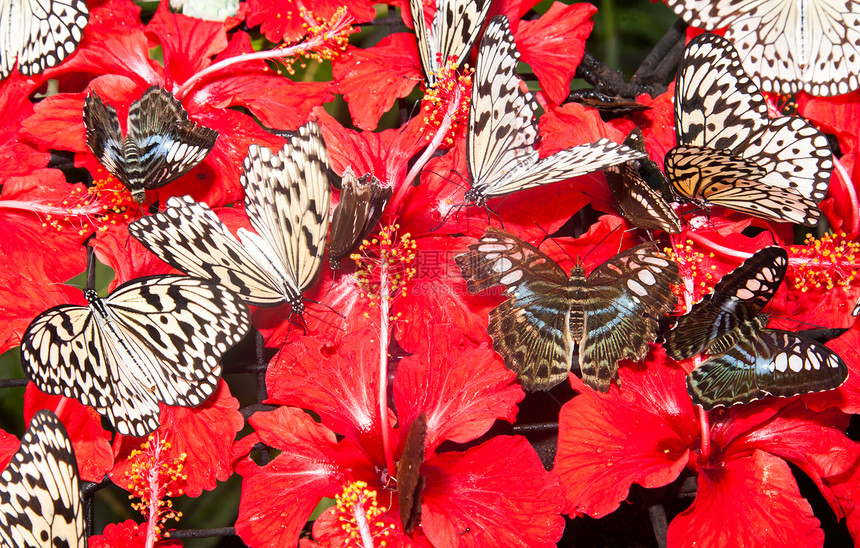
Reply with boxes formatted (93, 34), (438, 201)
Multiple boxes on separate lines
(664, 246), (848, 409)
(456, 228), (680, 391)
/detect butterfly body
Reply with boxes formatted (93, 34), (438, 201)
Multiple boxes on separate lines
(0, 0), (88, 78)
(0, 411), (84, 548)
(457, 228), (680, 391)
(20, 275), (251, 437)
(667, 33), (833, 226)
(129, 121), (331, 315)
(463, 16), (646, 209)
(665, 246), (848, 410)
(84, 85), (219, 203)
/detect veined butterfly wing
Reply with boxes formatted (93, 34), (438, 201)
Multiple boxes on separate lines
(84, 86), (218, 203)
(668, 33), (833, 226)
(129, 196), (289, 306)
(605, 128), (682, 233)
(0, 0), (88, 78)
(664, 0), (860, 96)
(665, 246), (788, 362)
(130, 121), (331, 314)
(0, 411), (83, 548)
(687, 327), (848, 410)
(329, 168), (392, 269)
(465, 16), (645, 207)
(664, 246), (847, 408)
(456, 228), (576, 390)
(578, 243), (681, 391)
(456, 228), (680, 391)
(241, 122), (331, 312)
(20, 276), (251, 436)
(410, 0), (491, 85)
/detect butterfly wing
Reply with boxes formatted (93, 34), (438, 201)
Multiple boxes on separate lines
(329, 168), (392, 269)
(242, 122), (331, 310)
(0, 0), (88, 78)
(665, 0), (860, 95)
(129, 195), (290, 306)
(580, 244), (681, 391)
(665, 144), (822, 225)
(125, 86), (219, 193)
(665, 246), (788, 362)
(411, 0), (491, 84)
(455, 227), (575, 391)
(0, 411), (84, 548)
(20, 276), (251, 436)
(467, 16), (645, 202)
(466, 16), (541, 204)
(687, 328), (849, 410)
(605, 129), (682, 233)
(84, 91), (133, 187)
(675, 33), (770, 150)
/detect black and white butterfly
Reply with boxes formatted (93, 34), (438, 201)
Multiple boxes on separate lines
(84, 85), (219, 203)
(129, 121), (331, 314)
(664, 246), (848, 410)
(604, 128), (682, 233)
(410, 0), (491, 85)
(463, 16), (646, 208)
(0, 0), (88, 79)
(456, 228), (681, 391)
(665, 33), (834, 226)
(0, 410), (84, 548)
(20, 275), (251, 437)
(664, 0), (860, 96)
(329, 168), (392, 269)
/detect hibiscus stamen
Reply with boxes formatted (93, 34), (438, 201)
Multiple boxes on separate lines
(396, 59), (472, 214)
(353, 224), (416, 475)
(789, 232), (860, 292)
(0, 169), (133, 236)
(335, 481), (393, 548)
(126, 434), (187, 547)
(174, 8), (355, 99)
(666, 238), (717, 310)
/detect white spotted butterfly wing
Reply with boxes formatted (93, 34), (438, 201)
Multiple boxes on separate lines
(84, 85), (219, 203)
(410, 0), (491, 85)
(464, 15), (646, 208)
(20, 276), (251, 436)
(0, 410), (84, 548)
(0, 0), (88, 78)
(665, 33), (833, 226)
(128, 121), (331, 314)
(664, 246), (848, 409)
(663, 0), (860, 96)
(456, 227), (680, 391)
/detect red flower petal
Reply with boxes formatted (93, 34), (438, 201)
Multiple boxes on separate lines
(146, 4), (228, 88)
(515, 2), (596, 106)
(266, 326), (385, 459)
(22, 385), (113, 482)
(393, 325), (522, 452)
(235, 407), (366, 547)
(109, 381), (243, 497)
(555, 356), (698, 517)
(332, 34), (422, 130)
(316, 107), (427, 188)
(421, 436), (565, 546)
(89, 519), (182, 548)
(668, 450), (824, 548)
(0, 429), (19, 470)
(245, 0), (376, 43)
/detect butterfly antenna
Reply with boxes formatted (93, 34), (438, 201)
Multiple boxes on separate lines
(84, 236), (97, 291)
